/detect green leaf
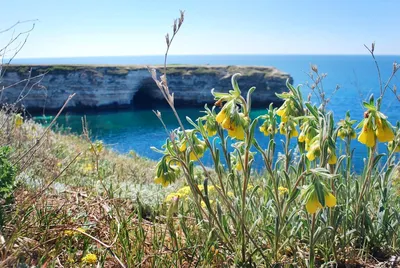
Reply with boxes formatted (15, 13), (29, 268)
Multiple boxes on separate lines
(305, 103), (319, 118)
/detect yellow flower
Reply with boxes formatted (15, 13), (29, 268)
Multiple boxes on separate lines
(325, 192), (337, 207)
(259, 125), (269, 136)
(177, 186), (192, 196)
(228, 125), (245, 140)
(278, 186), (289, 195)
(201, 200), (214, 208)
(81, 253), (97, 264)
(63, 230), (75, 236)
(305, 191), (336, 214)
(154, 175), (170, 187)
(179, 142), (187, 152)
(350, 131), (357, 140)
(375, 118), (395, 143)
(358, 122), (376, 147)
(279, 122), (298, 138)
(189, 150), (204, 161)
(216, 109), (228, 124)
(276, 104), (288, 123)
(236, 161), (243, 171)
(165, 192), (182, 202)
(328, 153), (337, 165)
(306, 142), (320, 161)
(227, 191), (235, 198)
(221, 117), (232, 130)
(204, 125), (217, 137)
(328, 149), (337, 165)
(338, 129), (346, 140)
(298, 132), (306, 143)
(306, 192), (323, 214)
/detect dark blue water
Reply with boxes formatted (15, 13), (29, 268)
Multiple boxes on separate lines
(23, 55), (400, 171)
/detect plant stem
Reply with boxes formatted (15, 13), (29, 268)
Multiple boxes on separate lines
(309, 213), (316, 268)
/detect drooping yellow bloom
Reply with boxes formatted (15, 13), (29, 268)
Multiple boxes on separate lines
(328, 149), (337, 165)
(306, 192), (323, 214)
(216, 108), (228, 124)
(306, 142), (320, 161)
(328, 153), (337, 165)
(259, 125), (268, 136)
(204, 125), (217, 137)
(298, 132), (306, 143)
(279, 122), (298, 138)
(375, 118), (395, 143)
(306, 191), (336, 214)
(338, 129), (346, 140)
(179, 142), (187, 152)
(81, 253), (97, 264)
(154, 175), (170, 187)
(236, 161), (243, 171)
(358, 122), (376, 147)
(260, 124), (276, 136)
(276, 103), (289, 123)
(228, 124), (245, 140)
(189, 150), (204, 161)
(221, 117), (232, 130)
(325, 193), (337, 207)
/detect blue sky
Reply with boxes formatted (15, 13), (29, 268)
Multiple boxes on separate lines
(1, 0), (399, 58)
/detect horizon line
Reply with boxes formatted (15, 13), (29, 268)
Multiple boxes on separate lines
(13, 53), (400, 60)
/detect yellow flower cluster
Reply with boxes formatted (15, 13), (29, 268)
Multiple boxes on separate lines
(358, 111), (394, 148)
(81, 253), (97, 264)
(154, 156), (181, 187)
(259, 124), (277, 136)
(165, 185), (218, 203)
(179, 133), (207, 161)
(216, 101), (248, 140)
(337, 111), (357, 140)
(276, 99), (293, 123)
(299, 120), (337, 164)
(275, 93), (302, 123)
(278, 186), (289, 195)
(202, 110), (218, 137)
(279, 122), (298, 138)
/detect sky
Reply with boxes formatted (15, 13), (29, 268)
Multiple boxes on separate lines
(1, 0), (399, 58)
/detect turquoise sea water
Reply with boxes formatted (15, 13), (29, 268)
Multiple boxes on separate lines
(20, 55), (400, 171)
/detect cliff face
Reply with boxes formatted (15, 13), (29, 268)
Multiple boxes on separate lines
(1, 65), (292, 112)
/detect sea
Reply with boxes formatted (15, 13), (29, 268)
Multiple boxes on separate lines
(12, 55), (400, 172)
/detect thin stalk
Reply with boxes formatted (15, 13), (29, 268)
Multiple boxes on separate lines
(309, 213), (316, 268)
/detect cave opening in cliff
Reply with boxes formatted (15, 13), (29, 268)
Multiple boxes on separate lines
(132, 78), (169, 109)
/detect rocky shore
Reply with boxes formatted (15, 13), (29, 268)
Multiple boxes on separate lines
(1, 65), (292, 112)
